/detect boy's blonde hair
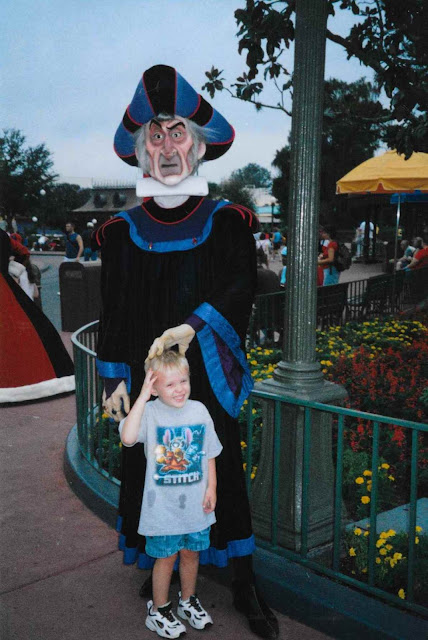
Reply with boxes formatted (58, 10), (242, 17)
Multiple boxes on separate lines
(144, 350), (189, 375)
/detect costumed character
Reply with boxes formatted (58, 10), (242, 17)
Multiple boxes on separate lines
(0, 230), (74, 402)
(92, 65), (278, 639)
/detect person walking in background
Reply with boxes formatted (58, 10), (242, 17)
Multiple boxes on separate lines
(81, 222), (98, 261)
(272, 227), (282, 259)
(256, 247), (281, 295)
(63, 222), (83, 262)
(395, 239), (416, 270)
(318, 225), (339, 285)
(404, 234), (428, 270)
(280, 246), (288, 288)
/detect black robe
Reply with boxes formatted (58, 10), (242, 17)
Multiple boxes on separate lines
(93, 196), (258, 567)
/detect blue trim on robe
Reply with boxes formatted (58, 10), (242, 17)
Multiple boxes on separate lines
(96, 359), (131, 393)
(193, 303), (253, 418)
(116, 515), (255, 568)
(117, 200), (229, 253)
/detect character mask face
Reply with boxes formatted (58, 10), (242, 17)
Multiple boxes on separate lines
(145, 117), (206, 186)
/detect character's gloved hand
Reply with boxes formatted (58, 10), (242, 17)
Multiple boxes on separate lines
(147, 324), (196, 361)
(102, 380), (130, 422)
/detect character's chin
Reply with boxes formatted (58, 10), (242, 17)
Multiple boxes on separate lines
(158, 173), (188, 186)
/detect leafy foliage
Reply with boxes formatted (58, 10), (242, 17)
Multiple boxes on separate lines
(230, 162), (272, 188)
(0, 128), (89, 229)
(272, 78), (386, 220)
(0, 128), (58, 219)
(203, 1), (428, 156)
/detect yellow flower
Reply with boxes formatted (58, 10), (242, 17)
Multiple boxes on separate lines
(361, 496), (370, 504)
(380, 463), (390, 470)
(393, 553), (403, 561)
(388, 475), (395, 481)
(385, 544), (393, 551)
(354, 528), (362, 536)
(243, 463), (247, 471)
(102, 412), (110, 419)
(379, 531), (388, 539)
(363, 530), (370, 537)
(379, 548), (387, 555)
(375, 557), (381, 564)
(415, 526), (423, 532)
(415, 537), (419, 544)
(398, 588), (405, 600)
(355, 477), (364, 485)
(250, 360), (258, 365)
(363, 470), (372, 476)
(240, 441), (247, 449)
(349, 547), (356, 557)
(361, 568), (367, 573)
(251, 472), (256, 479)
(252, 408), (257, 415)
(387, 529), (396, 537)
(376, 539), (385, 548)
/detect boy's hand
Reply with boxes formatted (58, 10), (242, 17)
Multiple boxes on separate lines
(203, 487), (216, 514)
(139, 370), (157, 403)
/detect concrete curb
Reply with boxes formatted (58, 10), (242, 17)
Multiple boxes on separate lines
(64, 424), (119, 527)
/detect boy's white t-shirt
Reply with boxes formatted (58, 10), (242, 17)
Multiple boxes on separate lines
(119, 398), (223, 536)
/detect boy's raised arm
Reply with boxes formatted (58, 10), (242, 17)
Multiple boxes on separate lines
(120, 370), (157, 446)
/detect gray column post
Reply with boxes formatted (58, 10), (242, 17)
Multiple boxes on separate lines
(251, 0), (348, 552)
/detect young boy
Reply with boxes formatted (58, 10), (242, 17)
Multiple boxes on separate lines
(119, 350), (222, 639)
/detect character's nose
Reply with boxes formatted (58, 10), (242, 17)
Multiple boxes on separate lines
(163, 135), (176, 156)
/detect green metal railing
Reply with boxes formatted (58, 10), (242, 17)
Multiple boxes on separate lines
(71, 321), (121, 486)
(72, 320), (428, 617)
(249, 266), (428, 347)
(244, 390), (428, 617)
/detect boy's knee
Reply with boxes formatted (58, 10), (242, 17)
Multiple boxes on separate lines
(157, 552), (178, 565)
(180, 548), (199, 562)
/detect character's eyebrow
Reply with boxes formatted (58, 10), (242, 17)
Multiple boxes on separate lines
(166, 122), (186, 131)
(149, 118), (163, 128)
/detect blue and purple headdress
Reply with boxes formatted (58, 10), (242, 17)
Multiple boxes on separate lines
(114, 64), (235, 167)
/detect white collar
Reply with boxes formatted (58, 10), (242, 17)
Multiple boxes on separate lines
(136, 176), (209, 201)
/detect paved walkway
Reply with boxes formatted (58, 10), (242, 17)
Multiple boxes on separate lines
(0, 332), (331, 640)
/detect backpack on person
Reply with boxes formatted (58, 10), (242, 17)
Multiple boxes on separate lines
(334, 243), (352, 272)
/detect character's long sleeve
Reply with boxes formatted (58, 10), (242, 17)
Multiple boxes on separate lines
(187, 209), (257, 417)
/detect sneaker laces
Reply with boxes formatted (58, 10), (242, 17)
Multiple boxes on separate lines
(188, 595), (203, 612)
(157, 602), (176, 623)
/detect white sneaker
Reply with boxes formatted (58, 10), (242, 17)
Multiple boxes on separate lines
(145, 600), (187, 638)
(177, 592), (213, 630)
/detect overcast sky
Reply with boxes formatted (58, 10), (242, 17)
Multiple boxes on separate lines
(1, 0), (374, 187)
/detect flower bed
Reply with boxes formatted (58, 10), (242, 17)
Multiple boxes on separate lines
(240, 312), (428, 603)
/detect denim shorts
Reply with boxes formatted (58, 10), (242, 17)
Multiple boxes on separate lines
(145, 526), (211, 558)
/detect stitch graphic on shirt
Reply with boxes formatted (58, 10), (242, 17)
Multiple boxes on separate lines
(153, 425), (206, 486)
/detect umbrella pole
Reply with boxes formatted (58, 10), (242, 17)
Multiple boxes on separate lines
(392, 194), (401, 311)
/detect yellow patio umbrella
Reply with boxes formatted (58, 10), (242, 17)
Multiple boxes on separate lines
(336, 149), (428, 194)
(337, 150), (428, 267)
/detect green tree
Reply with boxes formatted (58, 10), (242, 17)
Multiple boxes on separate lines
(230, 162), (272, 188)
(0, 129), (58, 220)
(41, 183), (90, 230)
(208, 177), (256, 210)
(272, 78), (384, 221)
(203, 0), (428, 156)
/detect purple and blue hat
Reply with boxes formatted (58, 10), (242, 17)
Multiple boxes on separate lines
(114, 64), (235, 167)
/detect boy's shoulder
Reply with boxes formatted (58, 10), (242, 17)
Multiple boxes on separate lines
(186, 399), (212, 420)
